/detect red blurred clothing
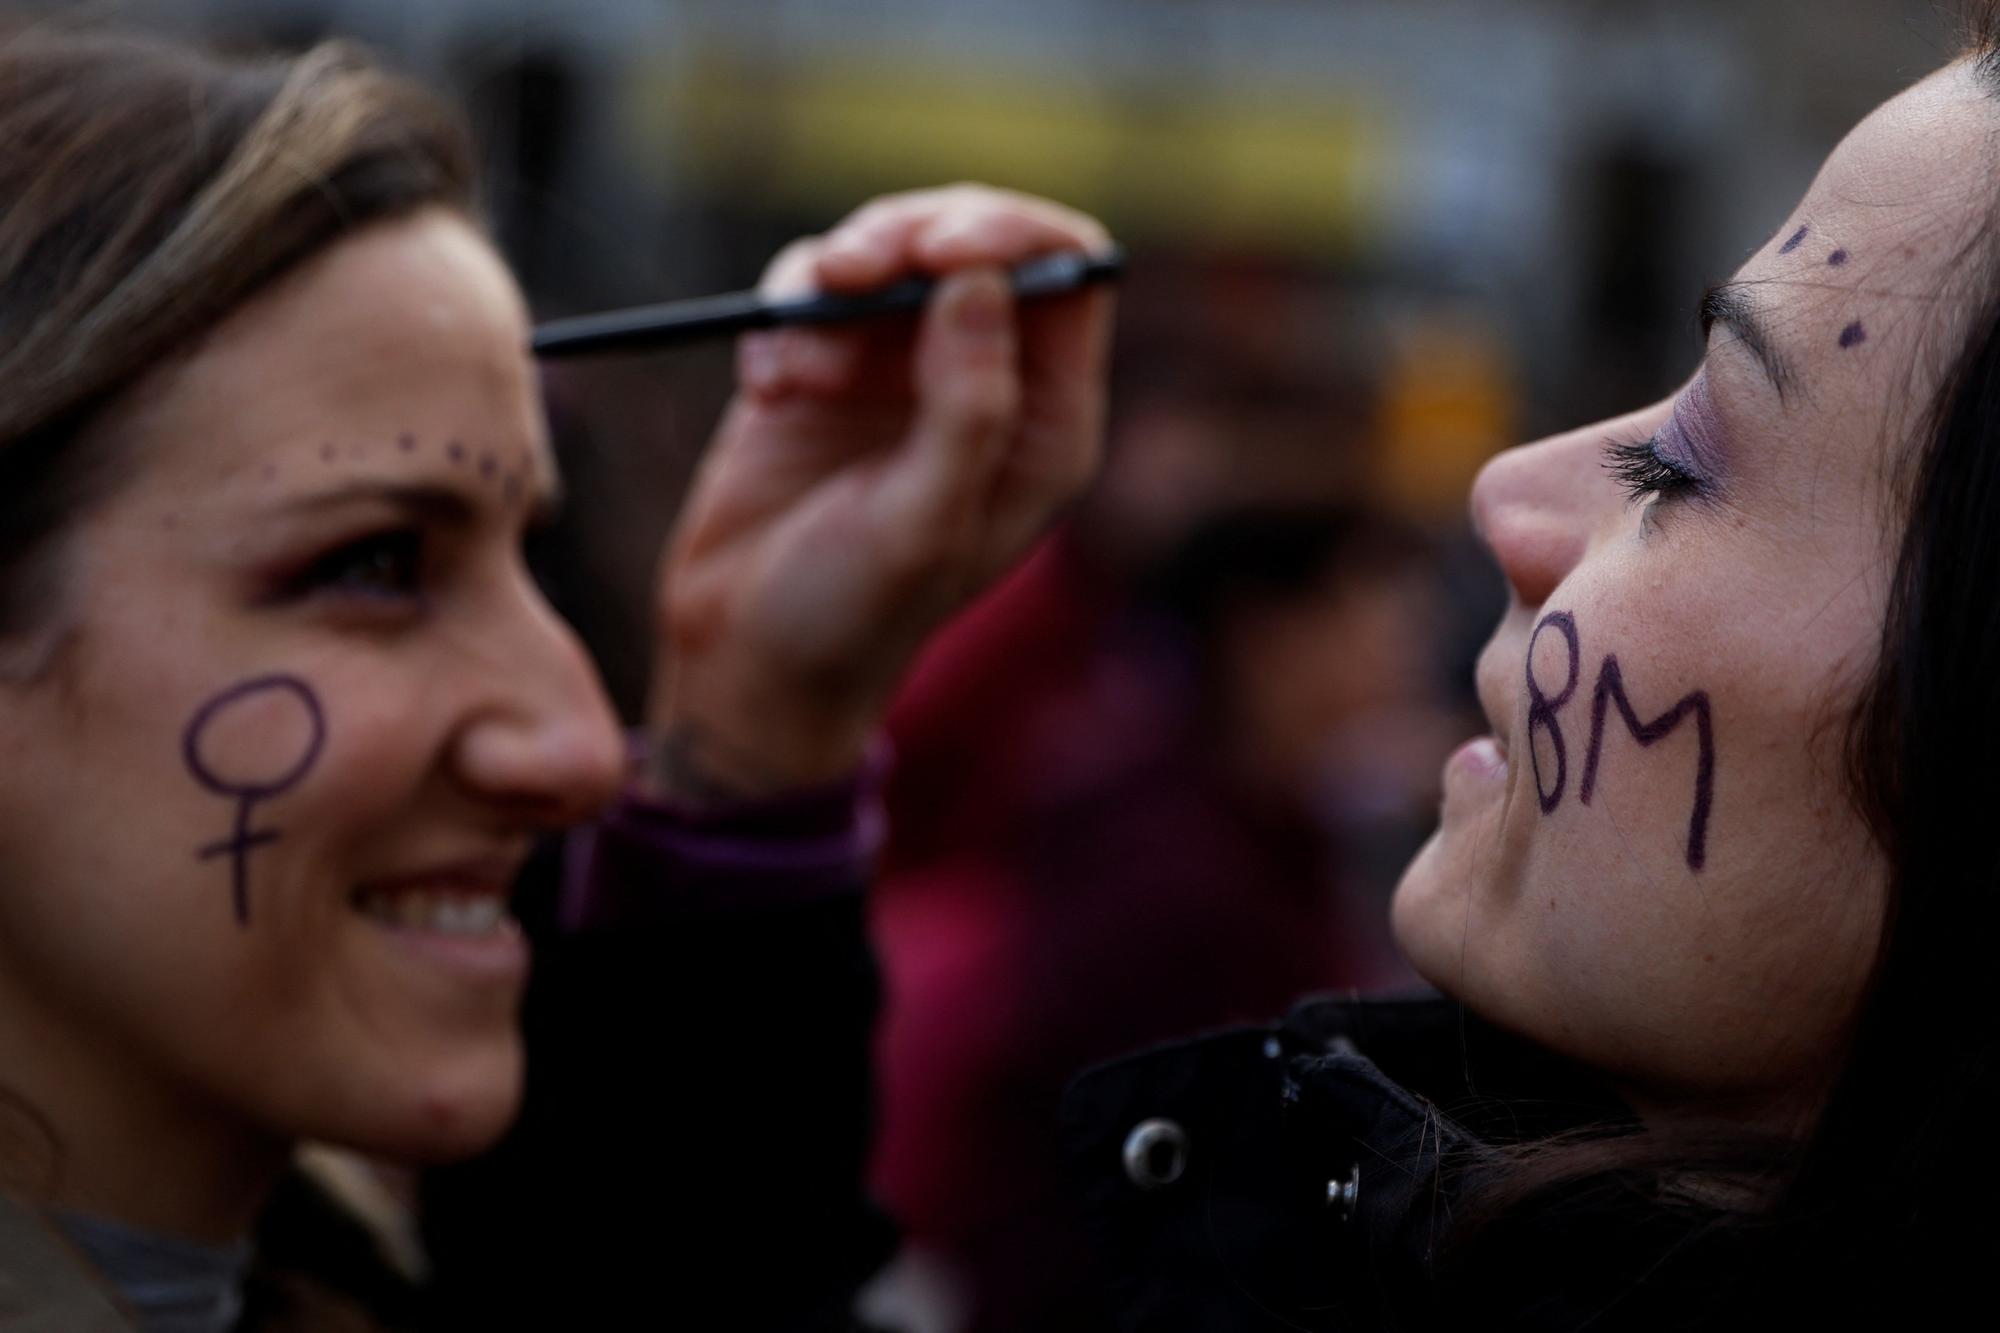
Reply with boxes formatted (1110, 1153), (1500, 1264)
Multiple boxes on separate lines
(870, 531), (1374, 1329)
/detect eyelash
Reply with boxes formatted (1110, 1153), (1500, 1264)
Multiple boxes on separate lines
(286, 529), (425, 606)
(1602, 435), (1705, 508)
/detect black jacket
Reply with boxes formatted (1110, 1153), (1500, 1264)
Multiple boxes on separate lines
(418, 842), (894, 1331)
(1061, 995), (1750, 1331)
(421, 856), (1757, 1332)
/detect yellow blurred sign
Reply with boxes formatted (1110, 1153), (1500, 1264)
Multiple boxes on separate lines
(638, 49), (1392, 258)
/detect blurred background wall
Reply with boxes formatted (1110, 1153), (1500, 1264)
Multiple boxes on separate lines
(45, 0), (1956, 698)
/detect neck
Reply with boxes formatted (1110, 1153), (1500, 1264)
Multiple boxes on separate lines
(1615, 1075), (1827, 1143)
(0, 1000), (285, 1245)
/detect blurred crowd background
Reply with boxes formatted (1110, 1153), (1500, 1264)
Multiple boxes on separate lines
(28, 2), (1969, 1327)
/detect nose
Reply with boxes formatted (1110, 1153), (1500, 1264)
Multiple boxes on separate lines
(1470, 398), (1671, 607)
(450, 582), (627, 826)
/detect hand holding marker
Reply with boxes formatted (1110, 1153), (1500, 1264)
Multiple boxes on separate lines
(532, 246), (1125, 357)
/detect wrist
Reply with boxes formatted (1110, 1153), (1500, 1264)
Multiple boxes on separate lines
(562, 735), (891, 929)
(643, 670), (879, 807)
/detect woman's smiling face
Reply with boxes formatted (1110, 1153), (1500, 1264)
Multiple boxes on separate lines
(0, 210), (625, 1173)
(1393, 61), (2000, 1118)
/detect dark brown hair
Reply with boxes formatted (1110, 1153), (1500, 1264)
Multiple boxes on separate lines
(1788, 1), (2000, 1306)
(0, 21), (476, 650)
(1441, 7), (2000, 1321)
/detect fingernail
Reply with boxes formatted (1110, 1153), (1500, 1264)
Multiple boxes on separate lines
(822, 236), (877, 272)
(923, 222), (974, 255)
(740, 334), (780, 390)
(953, 275), (1007, 336)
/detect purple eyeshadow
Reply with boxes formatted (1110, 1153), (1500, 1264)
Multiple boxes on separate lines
(1653, 372), (1728, 480)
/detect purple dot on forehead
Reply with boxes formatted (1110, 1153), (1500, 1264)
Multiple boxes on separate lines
(1828, 249), (1849, 267)
(319, 442), (336, 463)
(1839, 321), (1868, 349)
(478, 453), (497, 479)
(446, 441), (466, 463)
(398, 433), (416, 452)
(1779, 225), (1809, 255)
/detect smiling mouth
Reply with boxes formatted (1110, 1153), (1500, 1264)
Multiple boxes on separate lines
(352, 889), (513, 934)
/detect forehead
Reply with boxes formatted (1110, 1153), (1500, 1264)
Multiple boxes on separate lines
(108, 210), (551, 495)
(1738, 62), (2000, 412)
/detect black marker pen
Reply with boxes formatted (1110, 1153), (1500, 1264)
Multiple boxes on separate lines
(532, 246), (1123, 358)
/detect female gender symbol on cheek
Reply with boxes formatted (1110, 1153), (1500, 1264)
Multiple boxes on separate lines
(1526, 611), (1580, 812)
(181, 675), (326, 925)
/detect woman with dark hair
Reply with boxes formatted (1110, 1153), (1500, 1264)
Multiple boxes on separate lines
(632, 14), (2000, 1331)
(1036, 19), (2000, 1328)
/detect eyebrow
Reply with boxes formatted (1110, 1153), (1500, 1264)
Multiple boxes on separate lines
(274, 476), (564, 525)
(1699, 283), (1795, 402)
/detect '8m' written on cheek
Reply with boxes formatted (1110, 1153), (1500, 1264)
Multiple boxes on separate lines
(1525, 612), (1716, 871)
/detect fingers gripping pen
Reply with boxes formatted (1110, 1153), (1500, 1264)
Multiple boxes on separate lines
(530, 247), (1123, 358)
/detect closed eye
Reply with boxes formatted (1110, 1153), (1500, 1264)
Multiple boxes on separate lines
(1603, 435), (1704, 506)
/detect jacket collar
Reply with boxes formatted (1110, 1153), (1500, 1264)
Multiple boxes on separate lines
(1060, 993), (1635, 1330)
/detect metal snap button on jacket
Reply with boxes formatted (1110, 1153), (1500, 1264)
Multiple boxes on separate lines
(1121, 1118), (1190, 1189)
(1327, 1164), (1361, 1221)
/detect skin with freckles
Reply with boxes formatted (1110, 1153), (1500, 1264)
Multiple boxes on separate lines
(1392, 62), (2000, 1126)
(0, 210), (627, 1238)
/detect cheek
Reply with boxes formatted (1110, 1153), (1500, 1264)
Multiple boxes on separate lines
(169, 663), (432, 929)
(0, 651), (515, 1146)
(272, 665), (446, 844)
(1400, 557), (1888, 1095)
(205, 668), (526, 1154)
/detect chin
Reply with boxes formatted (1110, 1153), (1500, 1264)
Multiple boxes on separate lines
(340, 1037), (526, 1163)
(1389, 827), (1482, 999)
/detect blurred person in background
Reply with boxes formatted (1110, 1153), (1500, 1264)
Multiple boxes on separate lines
(864, 266), (1455, 1326)
(871, 505), (1437, 1329)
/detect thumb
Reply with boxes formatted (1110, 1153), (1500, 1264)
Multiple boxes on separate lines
(883, 267), (1020, 541)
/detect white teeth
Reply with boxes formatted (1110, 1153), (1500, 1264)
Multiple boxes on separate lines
(354, 891), (509, 935)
